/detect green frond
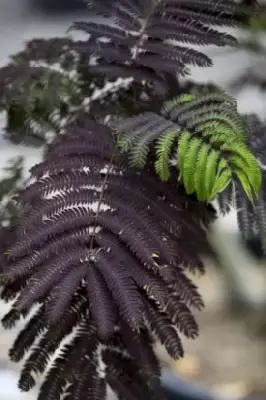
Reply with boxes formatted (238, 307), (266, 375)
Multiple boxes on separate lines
(178, 104), (239, 125)
(183, 139), (203, 195)
(187, 112), (245, 138)
(194, 143), (211, 200)
(217, 158), (228, 175)
(129, 120), (177, 168)
(222, 142), (262, 197)
(234, 168), (255, 203)
(204, 150), (220, 198)
(162, 91), (238, 122)
(177, 131), (191, 181)
(210, 167), (232, 200)
(155, 129), (179, 181)
(180, 92), (237, 111)
(117, 114), (157, 152)
(128, 130), (153, 169)
(116, 91), (262, 202)
(162, 93), (196, 115)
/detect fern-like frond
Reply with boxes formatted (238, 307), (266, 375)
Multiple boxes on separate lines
(70, 0), (255, 93)
(0, 0), (257, 150)
(117, 92), (262, 201)
(1, 116), (216, 399)
(0, 2), (259, 400)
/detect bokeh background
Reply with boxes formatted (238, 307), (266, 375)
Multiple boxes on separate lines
(1, 1), (266, 399)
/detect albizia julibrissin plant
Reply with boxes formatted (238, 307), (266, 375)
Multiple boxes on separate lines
(1, 117), (216, 399)
(0, 0), (263, 399)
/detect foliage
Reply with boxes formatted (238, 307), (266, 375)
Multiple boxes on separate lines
(0, 1), (263, 400)
(117, 90), (261, 201)
(217, 114), (266, 253)
(2, 119), (215, 399)
(0, 38), (82, 147)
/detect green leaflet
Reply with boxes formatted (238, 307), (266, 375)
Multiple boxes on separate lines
(179, 92), (237, 111)
(179, 105), (243, 132)
(177, 131), (191, 181)
(208, 133), (230, 146)
(190, 112), (246, 138)
(204, 150), (220, 198)
(230, 155), (256, 183)
(201, 124), (244, 144)
(183, 138), (202, 194)
(129, 127), (160, 168)
(116, 90), (262, 203)
(234, 168), (255, 203)
(217, 158), (228, 175)
(155, 129), (179, 181)
(175, 93), (195, 104)
(162, 94), (195, 117)
(117, 134), (132, 152)
(194, 143), (211, 200)
(210, 168), (232, 199)
(221, 142), (262, 196)
(230, 155), (260, 201)
(118, 116), (158, 152)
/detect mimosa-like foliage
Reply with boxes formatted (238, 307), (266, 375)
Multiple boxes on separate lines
(0, 1), (262, 400)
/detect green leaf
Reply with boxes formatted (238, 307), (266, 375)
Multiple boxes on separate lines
(194, 143), (211, 200)
(217, 158), (228, 175)
(177, 131), (191, 180)
(222, 142), (262, 195)
(183, 138), (202, 194)
(234, 168), (255, 203)
(210, 167), (231, 199)
(204, 150), (220, 198)
(155, 129), (179, 181)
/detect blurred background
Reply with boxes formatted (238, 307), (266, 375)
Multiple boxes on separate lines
(1, 1), (266, 399)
